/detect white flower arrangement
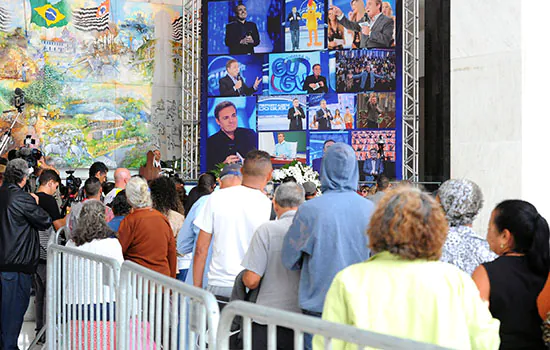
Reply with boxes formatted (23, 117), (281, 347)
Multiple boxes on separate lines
(272, 161), (321, 190)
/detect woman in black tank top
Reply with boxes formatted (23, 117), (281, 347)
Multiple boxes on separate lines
(472, 200), (550, 349)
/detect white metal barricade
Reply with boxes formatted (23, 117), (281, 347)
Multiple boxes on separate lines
(52, 226), (67, 245)
(117, 261), (220, 350)
(46, 244), (121, 350)
(217, 301), (453, 350)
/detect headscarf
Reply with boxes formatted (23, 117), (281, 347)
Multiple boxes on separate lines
(438, 179), (483, 227)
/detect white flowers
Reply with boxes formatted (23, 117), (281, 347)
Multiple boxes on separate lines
(272, 162), (321, 189)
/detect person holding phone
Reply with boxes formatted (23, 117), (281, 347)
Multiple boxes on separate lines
(206, 101), (257, 170)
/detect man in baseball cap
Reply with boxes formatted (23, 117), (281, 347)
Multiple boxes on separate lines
(303, 181), (318, 200)
(219, 163), (242, 188)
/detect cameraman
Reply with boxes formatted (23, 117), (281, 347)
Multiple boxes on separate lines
(34, 169), (66, 339)
(0, 159), (51, 349)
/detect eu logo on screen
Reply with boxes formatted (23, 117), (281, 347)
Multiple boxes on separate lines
(269, 52), (320, 95)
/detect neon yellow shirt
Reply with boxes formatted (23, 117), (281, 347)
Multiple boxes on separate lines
(314, 251), (500, 350)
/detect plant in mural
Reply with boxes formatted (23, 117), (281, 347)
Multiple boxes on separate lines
(25, 65), (65, 106)
(0, 0), (184, 169)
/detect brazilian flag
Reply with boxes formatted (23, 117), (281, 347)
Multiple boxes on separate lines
(30, 0), (69, 28)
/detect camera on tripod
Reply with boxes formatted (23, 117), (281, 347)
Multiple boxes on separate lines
(14, 88), (25, 113)
(13, 135), (43, 169)
(59, 170), (82, 216)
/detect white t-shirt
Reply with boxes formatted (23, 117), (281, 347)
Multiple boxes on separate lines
(65, 238), (124, 304)
(194, 185), (271, 287)
(104, 187), (122, 205)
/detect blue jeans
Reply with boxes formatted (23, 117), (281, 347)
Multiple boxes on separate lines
(291, 29), (299, 50)
(0, 272), (33, 350)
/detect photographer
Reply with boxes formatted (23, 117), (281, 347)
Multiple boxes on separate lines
(0, 159), (52, 349)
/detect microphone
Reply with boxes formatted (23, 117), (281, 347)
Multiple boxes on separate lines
(235, 74), (242, 95)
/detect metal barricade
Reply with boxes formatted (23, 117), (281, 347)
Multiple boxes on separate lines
(52, 226), (67, 246)
(46, 244), (121, 350)
(217, 301), (452, 350)
(117, 261), (220, 350)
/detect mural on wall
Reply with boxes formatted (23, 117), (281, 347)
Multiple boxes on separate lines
(0, 0), (184, 168)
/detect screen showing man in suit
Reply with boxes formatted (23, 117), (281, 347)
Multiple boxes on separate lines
(287, 7), (302, 51)
(225, 4), (260, 54)
(311, 139), (335, 173)
(363, 147), (384, 181)
(330, 0), (393, 48)
(287, 98), (306, 130)
(313, 99), (333, 130)
(206, 101), (257, 170)
(302, 63), (328, 93)
(219, 59), (262, 97)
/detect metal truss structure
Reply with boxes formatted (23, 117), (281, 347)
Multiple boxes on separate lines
(180, 0), (202, 180)
(402, 0), (420, 181)
(180, 0), (420, 181)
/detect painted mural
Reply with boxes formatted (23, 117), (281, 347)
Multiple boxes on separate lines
(0, 0), (184, 168)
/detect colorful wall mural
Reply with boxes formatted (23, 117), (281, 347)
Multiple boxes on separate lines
(0, 0), (185, 169)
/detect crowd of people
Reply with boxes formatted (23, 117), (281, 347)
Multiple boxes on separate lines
(1, 144), (550, 349)
(335, 51), (396, 92)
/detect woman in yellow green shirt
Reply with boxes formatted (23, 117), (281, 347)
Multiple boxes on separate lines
(315, 186), (501, 350)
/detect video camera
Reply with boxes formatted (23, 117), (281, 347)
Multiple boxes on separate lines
(12, 135), (43, 169)
(59, 170), (82, 216)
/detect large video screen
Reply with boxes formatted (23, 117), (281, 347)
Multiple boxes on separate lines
(201, 0), (401, 181)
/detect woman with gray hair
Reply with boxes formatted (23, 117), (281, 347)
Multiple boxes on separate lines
(118, 176), (177, 277)
(65, 199), (123, 348)
(438, 179), (496, 275)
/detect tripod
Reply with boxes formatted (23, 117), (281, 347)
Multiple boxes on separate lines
(0, 110), (23, 157)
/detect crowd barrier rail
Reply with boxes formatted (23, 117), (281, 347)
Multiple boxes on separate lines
(46, 244), (451, 350)
(46, 244), (121, 350)
(52, 226), (66, 246)
(117, 261), (220, 350)
(217, 301), (452, 350)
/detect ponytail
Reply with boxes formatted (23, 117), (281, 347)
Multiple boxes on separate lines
(528, 214), (550, 276)
(494, 200), (550, 276)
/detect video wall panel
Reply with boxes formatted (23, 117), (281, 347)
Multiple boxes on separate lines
(201, 0), (401, 181)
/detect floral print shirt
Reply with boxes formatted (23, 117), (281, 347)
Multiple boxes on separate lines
(440, 225), (497, 276)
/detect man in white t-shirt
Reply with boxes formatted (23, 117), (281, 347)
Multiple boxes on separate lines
(193, 150), (273, 298)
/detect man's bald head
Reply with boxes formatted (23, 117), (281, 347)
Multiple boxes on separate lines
(114, 168), (131, 189)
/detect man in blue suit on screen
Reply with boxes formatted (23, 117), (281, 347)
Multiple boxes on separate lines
(219, 59), (261, 97)
(363, 147), (384, 182)
(225, 4), (260, 54)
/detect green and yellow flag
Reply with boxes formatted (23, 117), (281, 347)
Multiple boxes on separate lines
(30, 0), (69, 28)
